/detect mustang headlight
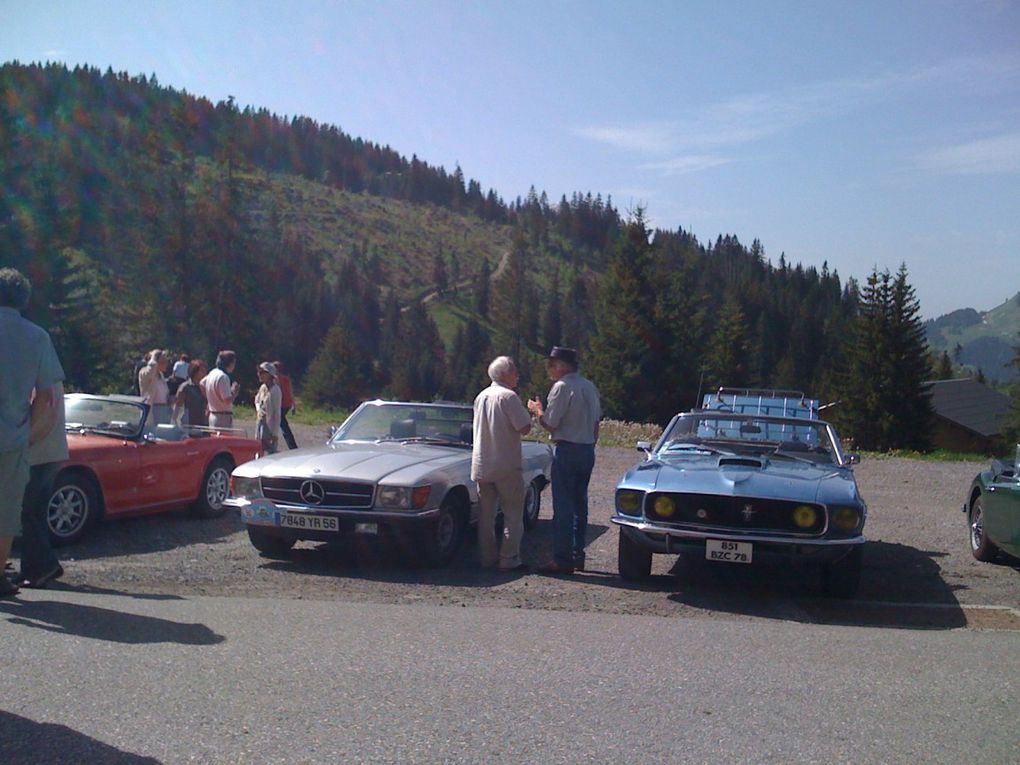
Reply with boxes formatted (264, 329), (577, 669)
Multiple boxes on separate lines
(653, 495), (676, 518)
(831, 506), (861, 531)
(230, 475), (261, 500)
(792, 505), (818, 529)
(377, 484), (432, 510)
(616, 489), (644, 515)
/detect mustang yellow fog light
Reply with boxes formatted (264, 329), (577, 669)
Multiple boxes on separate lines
(832, 507), (860, 531)
(792, 505), (817, 528)
(653, 495), (676, 518)
(617, 490), (643, 515)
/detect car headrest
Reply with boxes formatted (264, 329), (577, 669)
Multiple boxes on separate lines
(459, 422), (473, 445)
(390, 418), (416, 439)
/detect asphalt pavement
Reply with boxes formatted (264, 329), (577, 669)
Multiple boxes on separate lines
(1, 589), (1017, 764)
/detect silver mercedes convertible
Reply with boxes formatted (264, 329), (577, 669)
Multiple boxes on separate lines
(226, 400), (552, 565)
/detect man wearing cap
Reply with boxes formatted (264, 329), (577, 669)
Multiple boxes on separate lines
(471, 356), (533, 571)
(254, 361), (282, 455)
(528, 346), (601, 574)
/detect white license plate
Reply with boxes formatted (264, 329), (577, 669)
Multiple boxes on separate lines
(355, 522), (378, 535)
(279, 512), (338, 531)
(706, 539), (753, 563)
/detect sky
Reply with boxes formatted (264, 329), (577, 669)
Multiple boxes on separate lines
(3, 0), (1019, 319)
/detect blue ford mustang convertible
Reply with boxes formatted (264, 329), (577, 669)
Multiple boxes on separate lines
(612, 390), (867, 598)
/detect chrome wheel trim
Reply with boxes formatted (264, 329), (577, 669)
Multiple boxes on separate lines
(205, 467), (230, 510)
(970, 499), (984, 552)
(435, 509), (456, 550)
(48, 485), (88, 538)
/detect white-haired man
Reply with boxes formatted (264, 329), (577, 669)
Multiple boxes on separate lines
(471, 356), (533, 571)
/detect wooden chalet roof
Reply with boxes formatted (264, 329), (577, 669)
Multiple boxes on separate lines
(925, 378), (1012, 437)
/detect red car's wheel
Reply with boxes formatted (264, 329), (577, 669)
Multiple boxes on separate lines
(47, 472), (100, 546)
(191, 456), (233, 518)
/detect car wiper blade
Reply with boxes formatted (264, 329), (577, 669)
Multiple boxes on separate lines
(663, 440), (733, 456)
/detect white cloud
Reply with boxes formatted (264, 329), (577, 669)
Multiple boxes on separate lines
(572, 123), (675, 154)
(640, 155), (735, 176)
(43, 49), (68, 60)
(917, 131), (1020, 175)
(575, 53), (1020, 166)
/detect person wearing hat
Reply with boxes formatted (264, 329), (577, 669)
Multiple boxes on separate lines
(254, 361), (282, 455)
(528, 346), (601, 574)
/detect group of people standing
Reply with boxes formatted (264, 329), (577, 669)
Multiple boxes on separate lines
(134, 348), (298, 454)
(471, 346), (601, 575)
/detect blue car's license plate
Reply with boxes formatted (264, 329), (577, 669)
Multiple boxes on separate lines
(706, 539), (752, 563)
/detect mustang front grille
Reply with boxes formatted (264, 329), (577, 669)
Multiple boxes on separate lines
(645, 492), (826, 535)
(260, 477), (374, 509)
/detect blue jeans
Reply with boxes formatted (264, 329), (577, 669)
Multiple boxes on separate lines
(551, 442), (596, 566)
(19, 462), (60, 578)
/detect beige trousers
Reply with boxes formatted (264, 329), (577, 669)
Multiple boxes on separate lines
(477, 473), (525, 569)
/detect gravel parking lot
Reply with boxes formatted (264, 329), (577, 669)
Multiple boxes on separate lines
(15, 420), (1019, 630)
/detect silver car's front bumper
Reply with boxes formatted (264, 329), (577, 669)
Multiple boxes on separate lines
(225, 496), (440, 526)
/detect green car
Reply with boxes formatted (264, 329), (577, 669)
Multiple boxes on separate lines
(964, 445), (1020, 562)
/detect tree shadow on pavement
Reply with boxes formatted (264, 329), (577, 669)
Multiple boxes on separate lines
(0, 599), (225, 645)
(0, 710), (162, 764)
(257, 519), (610, 587)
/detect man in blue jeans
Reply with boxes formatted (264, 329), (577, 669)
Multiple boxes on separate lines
(528, 347), (601, 574)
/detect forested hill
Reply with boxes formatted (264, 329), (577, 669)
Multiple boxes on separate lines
(1, 61), (944, 445)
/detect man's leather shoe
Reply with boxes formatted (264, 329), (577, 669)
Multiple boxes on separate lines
(0, 575), (19, 597)
(538, 561), (575, 575)
(20, 563), (63, 589)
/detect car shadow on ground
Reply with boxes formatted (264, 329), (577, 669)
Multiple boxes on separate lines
(11, 511), (245, 563)
(0, 710), (163, 764)
(0, 598), (225, 645)
(578, 541), (975, 630)
(257, 519), (610, 587)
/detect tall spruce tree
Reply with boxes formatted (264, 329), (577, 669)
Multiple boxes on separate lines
(836, 265), (933, 450)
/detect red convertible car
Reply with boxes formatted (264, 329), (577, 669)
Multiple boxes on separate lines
(43, 394), (260, 544)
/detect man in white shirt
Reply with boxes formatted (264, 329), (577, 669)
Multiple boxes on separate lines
(201, 350), (240, 428)
(471, 356), (533, 571)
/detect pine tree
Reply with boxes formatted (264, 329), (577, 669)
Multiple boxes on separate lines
(302, 319), (375, 408)
(836, 265), (933, 450)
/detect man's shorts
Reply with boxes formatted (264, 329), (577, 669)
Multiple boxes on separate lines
(0, 448), (29, 536)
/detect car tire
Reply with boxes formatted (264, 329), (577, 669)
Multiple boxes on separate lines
(418, 497), (466, 567)
(247, 527), (295, 558)
(820, 545), (863, 599)
(47, 472), (100, 546)
(522, 479), (542, 530)
(618, 529), (653, 580)
(191, 456), (233, 518)
(968, 494), (999, 562)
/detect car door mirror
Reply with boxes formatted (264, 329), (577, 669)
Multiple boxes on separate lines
(846, 452), (861, 465)
(636, 441), (652, 458)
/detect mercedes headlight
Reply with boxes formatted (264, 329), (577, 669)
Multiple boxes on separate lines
(230, 475), (261, 500)
(377, 484), (432, 510)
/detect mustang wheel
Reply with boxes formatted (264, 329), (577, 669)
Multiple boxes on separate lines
(820, 545), (863, 599)
(247, 527), (295, 558)
(191, 457), (233, 518)
(47, 473), (99, 546)
(418, 497), (466, 567)
(969, 494), (999, 562)
(522, 479), (542, 530)
(618, 529), (653, 580)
